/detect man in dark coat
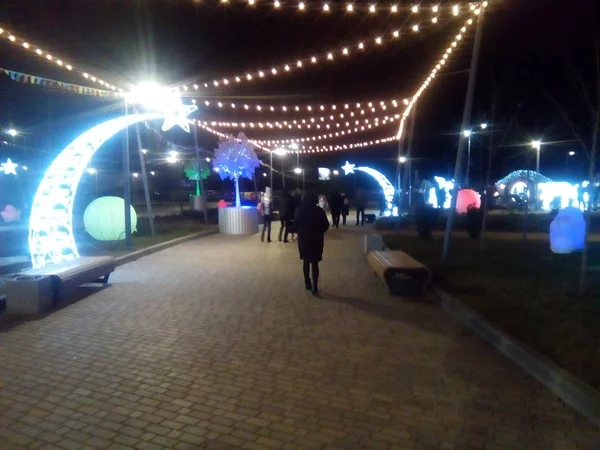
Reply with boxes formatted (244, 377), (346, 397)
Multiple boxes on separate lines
(278, 191), (294, 242)
(329, 191), (342, 228)
(341, 192), (349, 225)
(355, 188), (367, 226)
(294, 191), (330, 296)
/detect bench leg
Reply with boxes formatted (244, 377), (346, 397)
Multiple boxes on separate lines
(101, 273), (111, 285)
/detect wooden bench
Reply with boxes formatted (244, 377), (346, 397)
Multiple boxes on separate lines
(15, 256), (116, 305)
(367, 251), (431, 296)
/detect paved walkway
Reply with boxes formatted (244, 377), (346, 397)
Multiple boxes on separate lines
(1, 225), (598, 450)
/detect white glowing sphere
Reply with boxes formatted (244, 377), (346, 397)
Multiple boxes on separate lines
(84, 197), (137, 241)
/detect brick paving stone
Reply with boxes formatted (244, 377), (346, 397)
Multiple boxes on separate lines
(1, 227), (599, 449)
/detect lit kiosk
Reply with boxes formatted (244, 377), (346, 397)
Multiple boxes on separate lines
(6, 84), (197, 315)
(213, 133), (261, 235)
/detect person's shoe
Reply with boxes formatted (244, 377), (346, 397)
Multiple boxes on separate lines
(283, 239), (289, 243)
(267, 238), (272, 243)
(278, 237), (282, 242)
(305, 280), (312, 291)
(261, 235), (264, 242)
(312, 288), (319, 297)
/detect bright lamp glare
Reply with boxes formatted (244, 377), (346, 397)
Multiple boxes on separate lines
(273, 148), (287, 155)
(86, 168), (96, 174)
(463, 130), (471, 138)
(294, 167), (302, 174)
(127, 83), (180, 111)
(7, 128), (18, 137)
(399, 156), (407, 163)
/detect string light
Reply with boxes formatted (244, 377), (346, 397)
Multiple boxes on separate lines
(184, 18), (453, 91)
(0, 25), (122, 92)
(199, 97), (405, 114)
(299, 137), (396, 153)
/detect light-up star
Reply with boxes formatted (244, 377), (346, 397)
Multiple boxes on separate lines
(1, 158), (18, 175)
(161, 103), (198, 133)
(341, 161), (355, 175)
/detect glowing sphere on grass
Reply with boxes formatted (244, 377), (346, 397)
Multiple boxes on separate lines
(218, 199), (228, 208)
(456, 189), (481, 213)
(550, 207), (585, 254)
(83, 197), (137, 241)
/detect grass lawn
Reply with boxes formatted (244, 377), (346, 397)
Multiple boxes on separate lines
(383, 232), (600, 391)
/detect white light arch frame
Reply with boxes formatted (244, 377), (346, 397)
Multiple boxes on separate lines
(28, 113), (163, 268)
(341, 161), (397, 216)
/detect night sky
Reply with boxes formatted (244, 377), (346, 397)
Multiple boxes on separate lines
(0, 0), (598, 193)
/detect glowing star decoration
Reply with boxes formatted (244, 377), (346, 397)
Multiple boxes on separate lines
(83, 197), (137, 241)
(342, 161), (396, 216)
(160, 103), (197, 133)
(1, 205), (21, 223)
(213, 133), (261, 208)
(341, 161), (355, 175)
(29, 112), (163, 269)
(1, 158), (18, 175)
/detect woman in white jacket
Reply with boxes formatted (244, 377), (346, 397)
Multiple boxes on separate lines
(258, 187), (273, 242)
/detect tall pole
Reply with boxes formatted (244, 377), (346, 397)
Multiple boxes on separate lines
(405, 102), (417, 209)
(535, 148), (540, 210)
(465, 136), (471, 186)
(135, 123), (155, 237)
(270, 152), (273, 189)
(123, 101), (133, 250)
(281, 157), (285, 188)
(442, 9), (485, 263)
(192, 125), (209, 224)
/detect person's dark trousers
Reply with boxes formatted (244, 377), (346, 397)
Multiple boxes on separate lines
(331, 212), (340, 228)
(261, 214), (272, 242)
(303, 260), (320, 294)
(278, 219), (290, 242)
(356, 207), (365, 226)
(342, 214), (347, 225)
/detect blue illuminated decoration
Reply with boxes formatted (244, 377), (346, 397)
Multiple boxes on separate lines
(342, 161), (396, 216)
(1, 158), (18, 175)
(29, 98), (197, 269)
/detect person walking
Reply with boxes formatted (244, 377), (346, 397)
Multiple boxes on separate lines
(278, 191), (294, 243)
(355, 188), (367, 226)
(294, 191), (330, 296)
(318, 194), (329, 213)
(341, 192), (349, 225)
(329, 191), (342, 228)
(258, 187), (273, 242)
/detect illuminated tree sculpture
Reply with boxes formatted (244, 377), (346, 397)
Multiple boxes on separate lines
(184, 159), (211, 196)
(213, 133), (260, 208)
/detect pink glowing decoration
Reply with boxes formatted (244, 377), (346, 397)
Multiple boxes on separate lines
(456, 189), (481, 214)
(1, 205), (21, 223)
(218, 199), (229, 208)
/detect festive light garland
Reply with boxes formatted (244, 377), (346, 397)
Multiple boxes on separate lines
(300, 136), (396, 153)
(198, 97), (408, 114)
(196, 1), (473, 17)
(0, 26), (123, 92)
(178, 17), (459, 91)
(203, 112), (400, 132)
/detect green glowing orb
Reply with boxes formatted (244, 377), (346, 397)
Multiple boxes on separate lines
(83, 196), (137, 241)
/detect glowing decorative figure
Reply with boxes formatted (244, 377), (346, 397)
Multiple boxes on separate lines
(83, 197), (137, 241)
(1, 205), (21, 222)
(428, 176), (454, 209)
(28, 95), (197, 268)
(184, 159), (211, 195)
(318, 168), (331, 180)
(1, 158), (18, 175)
(550, 207), (585, 254)
(539, 182), (578, 211)
(456, 189), (481, 213)
(218, 200), (228, 208)
(213, 133), (260, 208)
(342, 161), (396, 216)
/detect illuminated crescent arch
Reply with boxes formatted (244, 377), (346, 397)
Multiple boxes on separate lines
(28, 113), (164, 268)
(341, 161), (397, 216)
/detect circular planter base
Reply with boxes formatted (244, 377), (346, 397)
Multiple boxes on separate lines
(218, 207), (259, 235)
(190, 195), (206, 211)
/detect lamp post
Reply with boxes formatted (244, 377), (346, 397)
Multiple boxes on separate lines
(398, 156), (407, 211)
(567, 150), (575, 172)
(294, 167), (305, 190)
(463, 130), (472, 186)
(273, 148), (287, 189)
(531, 140), (542, 210)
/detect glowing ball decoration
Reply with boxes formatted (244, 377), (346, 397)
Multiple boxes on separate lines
(456, 189), (481, 214)
(550, 207), (585, 254)
(83, 197), (138, 241)
(1, 205), (21, 223)
(218, 199), (228, 208)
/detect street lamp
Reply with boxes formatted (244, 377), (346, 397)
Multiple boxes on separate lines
(531, 140), (542, 210)
(566, 150), (575, 172)
(480, 123), (488, 130)
(463, 130), (472, 186)
(271, 148), (287, 188)
(166, 150), (179, 164)
(332, 169), (339, 176)
(399, 156), (407, 164)
(7, 128), (18, 137)
(294, 167), (305, 190)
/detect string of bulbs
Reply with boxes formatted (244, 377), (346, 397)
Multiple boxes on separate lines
(177, 15), (461, 92)
(0, 26), (123, 93)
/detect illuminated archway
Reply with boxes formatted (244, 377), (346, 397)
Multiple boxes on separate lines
(29, 94), (197, 268)
(341, 161), (396, 216)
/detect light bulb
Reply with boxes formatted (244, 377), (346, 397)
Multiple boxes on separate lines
(393, 30), (400, 38)
(432, 17), (438, 23)
(298, 2), (305, 10)
(297, 60), (303, 67)
(391, 5), (398, 12)
(375, 37), (382, 44)
(342, 48), (349, 55)
(346, 3), (353, 12)
(412, 24), (419, 32)
(369, 4), (376, 12)
(323, 3), (329, 11)
(274, 0), (280, 6)
(411, 4), (419, 13)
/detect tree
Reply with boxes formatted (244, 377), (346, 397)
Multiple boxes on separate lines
(213, 133), (260, 208)
(184, 159), (210, 196)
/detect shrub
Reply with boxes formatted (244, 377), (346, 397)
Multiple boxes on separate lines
(466, 205), (483, 239)
(415, 205), (438, 241)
